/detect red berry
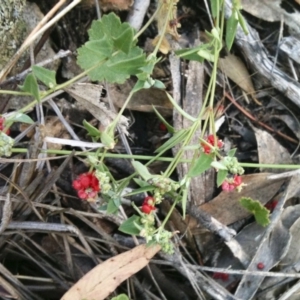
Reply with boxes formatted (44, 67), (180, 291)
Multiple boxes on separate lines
(233, 175), (242, 187)
(257, 262), (265, 270)
(141, 204), (155, 214)
(78, 189), (88, 200)
(159, 122), (167, 131)
(143, 196), (155, 206)
(72, 180), (82, 190)
(212, 272), (229, 281)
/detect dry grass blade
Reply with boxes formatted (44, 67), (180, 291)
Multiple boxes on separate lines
(61, 244), (161, 300)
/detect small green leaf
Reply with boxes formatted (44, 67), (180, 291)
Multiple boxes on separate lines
(181, 186), (188, 219)
(32, 66), (56, 88)
(188, 154), (213, 177)
(226, 13), (239, 50)
(83, 120), (101, 137)
(153, 80), (166, 89)
(166, 93), (196, 122)
(240, 197), (270, 227)
(175, 46), (205, 62)
(125, 185), (155, 196)
(152, 106), (174, 133)
(197, 48), (215, 62)
(107, 198), (120, 214)
(8, 113), (34, 124)
(132, 161), (152, 181)
(237, 10), (249, 35)
(228, 148), (237, 157)
(133, 178), (150, 187)
(210, 0), (220, 18)
(211, 161), (228, 171)
(155, 129), (187, 153)
(217, 169), (228, 187)
(101, 131), (115, 149)
(111, 294), (129, 300)
(20, 73), (40, 101)
(119, 215), (141, 235)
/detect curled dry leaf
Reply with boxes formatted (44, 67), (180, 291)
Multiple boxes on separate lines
(61, 244), (161, 300)
(65, 83), (129, 135)
(199, 173), (286, 225)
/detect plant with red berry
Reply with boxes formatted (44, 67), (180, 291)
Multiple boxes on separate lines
(141, 196), (156, 214)
(201, 134), (223, 154)
(72, 172), (100, 201)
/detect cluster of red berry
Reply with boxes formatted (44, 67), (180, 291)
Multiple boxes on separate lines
(141, 196), (156, 214)
(221, 175), (243, 192)
(201, 134), (223, 154)
(72, 172), (100, 200)
(212, 272), (229, 281)
(0, 117), (10, 135)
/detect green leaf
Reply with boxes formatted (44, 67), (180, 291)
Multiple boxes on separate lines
(101, 131), (115, 149)
(217, 169), (228, 187)
(211, 161), (227, 171)
(119, 215), (141, 235)
(228, 148), (237, 157)
(77, 12), (147, 83)
(132, 161), (152, 181)
(20, 73), (40, 101)
(152, 106), (174, 133)
(8, 113), (34, 124)
(83, 120), (101, 137)
(32, 66), (56, 88)
(188, 154), (213, 178)
(181, 187), (188, 219)
(111, 294), (129, 300)
(125, 185), (155, 196)
(133, 178), (150, 187)
(107, 198), (121, 214)
(210, 0), (220, 18)
(197, 48), (215, 62)
(166, 93), (196, 122)
(226, 13), (239, 50)
(175, 46), (205, 62)
(113, 26), (134, 54)
(155, 129), (187, 153)
(237, 10), (249, 35)
(240, 197), (270, 227)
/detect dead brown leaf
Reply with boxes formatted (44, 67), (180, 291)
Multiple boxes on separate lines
(253, 127), (293, 172)
(65, 83), (129, 134)
(199, 173), (286, 225)
(61, 244), (161, 300)
(218, 53), (261, 104)
(107, 81), (173, 116)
